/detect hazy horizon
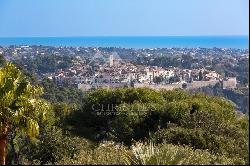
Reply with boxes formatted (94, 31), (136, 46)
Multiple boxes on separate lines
(0, 36), (248, 49)
(0, 35), (249, 38)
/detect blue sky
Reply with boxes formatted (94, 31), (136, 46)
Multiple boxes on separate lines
(0, 0), (248, 37)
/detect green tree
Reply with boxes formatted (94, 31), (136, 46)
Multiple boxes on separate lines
(0, 55), (6, 67)
(198, 70), (203, 81)
(0, 63), (49, 165)
(153, 76), (164, 84)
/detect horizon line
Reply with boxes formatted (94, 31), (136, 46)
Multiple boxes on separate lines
(0, 35), (249, 38)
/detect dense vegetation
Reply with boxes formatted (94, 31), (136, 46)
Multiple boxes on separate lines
(0, 54), (6, 67)
(40, 78), (85, 106)
(0, 63), (249, 165)
(136, 54), (198, 69)
(189, 82), (249, 114)
(13, 54), (74, 74)
(213, 57), (249, 86)
(0, 64), (49, 164)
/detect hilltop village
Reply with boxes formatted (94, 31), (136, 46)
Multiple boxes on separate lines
(50, 54), (234, 91)
(1, 45), (246, 92)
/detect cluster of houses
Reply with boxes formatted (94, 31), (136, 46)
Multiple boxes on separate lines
(47, 55), (236, 91)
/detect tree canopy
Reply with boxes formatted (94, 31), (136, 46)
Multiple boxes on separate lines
(0, 63), (50, 164)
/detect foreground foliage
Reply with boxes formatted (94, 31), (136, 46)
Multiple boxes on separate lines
(1, 63), (248, 165)
(56, 141), (245, 165)
(0, 63), (49, 165)
(66, 88), (248, 164)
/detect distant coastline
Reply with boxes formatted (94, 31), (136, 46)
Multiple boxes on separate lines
(0, 36), (248, 49)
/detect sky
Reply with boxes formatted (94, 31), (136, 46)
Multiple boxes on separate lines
(0, 0), (248, 37)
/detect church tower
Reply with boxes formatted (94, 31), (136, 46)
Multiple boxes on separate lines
(109, 54), (114, 67)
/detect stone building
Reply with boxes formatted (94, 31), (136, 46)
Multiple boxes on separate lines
(222, 77), (237, 89)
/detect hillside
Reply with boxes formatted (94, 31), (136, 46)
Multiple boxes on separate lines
(189, 82), (249, 114)
(1, 63), (249, 165)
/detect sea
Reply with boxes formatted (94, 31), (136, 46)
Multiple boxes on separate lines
(0, 36), (248, 49)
